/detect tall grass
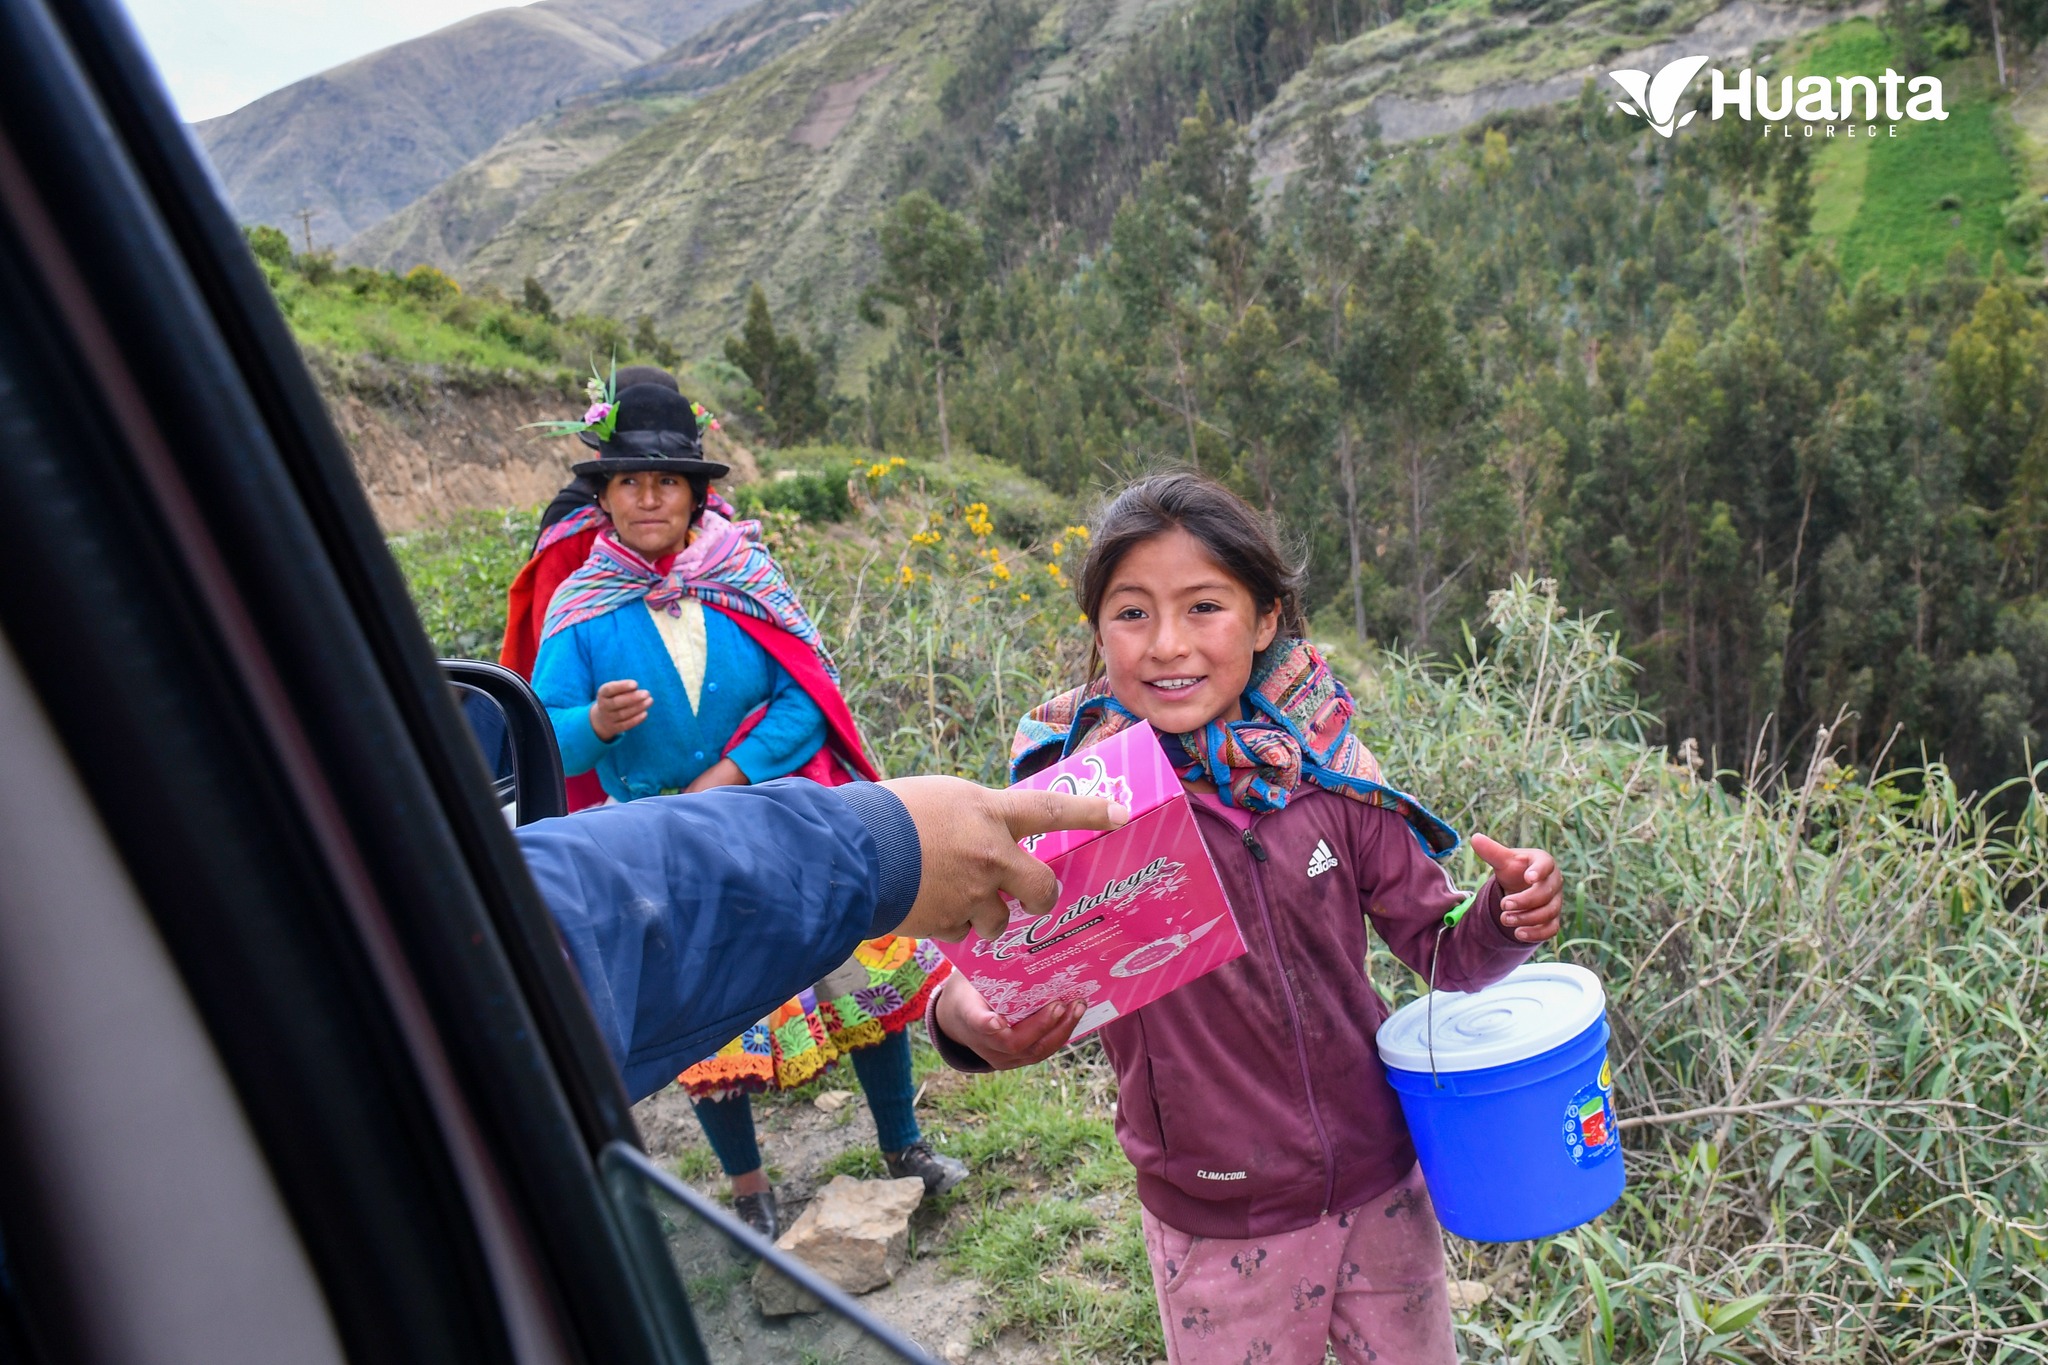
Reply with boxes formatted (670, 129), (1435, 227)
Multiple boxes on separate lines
(394, 495), (2047, 1361)
(1374, 580), (2047, 1362)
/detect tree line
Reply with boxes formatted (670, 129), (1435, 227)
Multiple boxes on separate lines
(759, 77), (2044, 793)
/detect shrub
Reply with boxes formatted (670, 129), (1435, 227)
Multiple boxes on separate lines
(1927, 22), (1973, 59)
(386, 508), (536, 658)
(403, 265), (460, 302)
(245, 223), (293, 267)
(2004, 195), (2047, 246)
(520, 275), (555, 319)
(732, 464), (857, 524)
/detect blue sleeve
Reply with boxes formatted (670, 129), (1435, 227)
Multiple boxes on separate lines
(726, 654), (828, 783)
(513, 779), (924, 1102)
(531, 627), (611, 777)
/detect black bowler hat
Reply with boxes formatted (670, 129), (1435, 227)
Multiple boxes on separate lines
(572, 384), (730, 480)
(577, 365), (680, 449)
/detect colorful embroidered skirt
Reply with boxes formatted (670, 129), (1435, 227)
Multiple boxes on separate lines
(677, 935), (951, 1099)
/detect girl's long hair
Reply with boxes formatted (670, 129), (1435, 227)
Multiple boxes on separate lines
(1077, 472), (1308, 675)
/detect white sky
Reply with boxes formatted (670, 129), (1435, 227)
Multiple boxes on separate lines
(120, 0), (533, 122)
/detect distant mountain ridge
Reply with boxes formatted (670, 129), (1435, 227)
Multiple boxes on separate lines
(194, 0), (754, 246)
(342, 0), (862, 273)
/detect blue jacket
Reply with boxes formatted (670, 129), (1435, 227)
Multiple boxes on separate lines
(514, 779), (921, 1101)
(532, 600), (826, 800)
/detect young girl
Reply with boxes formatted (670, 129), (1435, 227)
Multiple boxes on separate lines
(928, 472), (1564, 1365)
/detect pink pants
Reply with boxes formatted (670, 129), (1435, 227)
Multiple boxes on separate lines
(1141, 1164), (1457, 1365)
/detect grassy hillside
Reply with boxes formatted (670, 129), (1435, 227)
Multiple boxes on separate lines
(341, 93), (696, 274)
(1249, 0), (1838, 178)
(396, 483), (2048, 1362)
(344, 0), (866, 275)
(195, 0), (754, 245)
(449, 0), (1209, 367)
(1800, 21), (2024, 286)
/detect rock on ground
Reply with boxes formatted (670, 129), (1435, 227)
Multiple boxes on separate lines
(754, 1175), (924, 1316)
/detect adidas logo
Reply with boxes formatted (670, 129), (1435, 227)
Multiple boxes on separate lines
(1306, 839), (1339, 879)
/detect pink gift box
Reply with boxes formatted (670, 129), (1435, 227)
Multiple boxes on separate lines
(938, 721), (1245, 1040)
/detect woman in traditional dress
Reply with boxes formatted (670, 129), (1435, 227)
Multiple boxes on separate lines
(501, 364), (685, 812)
(531, 384), (964, 1239)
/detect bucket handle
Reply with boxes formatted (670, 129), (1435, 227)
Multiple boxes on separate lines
(1427, 891), (1479, 1088)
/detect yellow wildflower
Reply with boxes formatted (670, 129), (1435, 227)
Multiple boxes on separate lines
(1064, 524), (1090, 540)
(1017, 592), (1031, 604)
(898, 563), (915, 585)
(1051, 539), (1065, 556)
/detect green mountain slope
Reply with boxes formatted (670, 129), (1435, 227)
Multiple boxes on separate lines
(194, 0), (754, 245)
(452, 0), (1192, 357)
(343, 0), (863, 273)
(1249, 0), (1842, 186)
(1802, 23), (2024, 284)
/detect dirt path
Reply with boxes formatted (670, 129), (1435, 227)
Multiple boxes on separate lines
(634, 1083), (1058, 1364)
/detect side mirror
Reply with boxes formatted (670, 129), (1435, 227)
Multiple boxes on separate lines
(441, 660), (566, 826)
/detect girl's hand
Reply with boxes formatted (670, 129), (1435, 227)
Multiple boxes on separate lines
(589, 678), (652, 740)
(934, 975), (1085, 1070)
(1470, 833), (1563, 943)
(684, 757), (748, 793)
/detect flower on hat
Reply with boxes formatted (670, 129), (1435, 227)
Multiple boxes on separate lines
(524, 355), (622, 442)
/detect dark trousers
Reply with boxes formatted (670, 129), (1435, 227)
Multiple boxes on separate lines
(691, 1027), (920, 1176)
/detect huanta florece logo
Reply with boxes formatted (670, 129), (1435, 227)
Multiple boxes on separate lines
(1608, 55), (1947, 138)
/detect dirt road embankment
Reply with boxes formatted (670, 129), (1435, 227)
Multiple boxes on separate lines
(312, 354), (759, 532)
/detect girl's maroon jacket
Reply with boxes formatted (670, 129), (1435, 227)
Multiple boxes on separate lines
(935, 780), (1533, 1238)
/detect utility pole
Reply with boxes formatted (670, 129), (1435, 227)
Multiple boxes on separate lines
(292, 203), (318, 255)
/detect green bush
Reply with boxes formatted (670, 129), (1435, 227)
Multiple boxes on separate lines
(245, 224), (293, 267)
(2004, 195), (2047, 246)
(732, 465), (857, 524)
(1927, 21), (1973, 58)
(386, 508), (537, 658)
(403, 264), (461, 302)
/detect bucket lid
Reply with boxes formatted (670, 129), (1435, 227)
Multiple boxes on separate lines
(1375, 963), (1606, 1074)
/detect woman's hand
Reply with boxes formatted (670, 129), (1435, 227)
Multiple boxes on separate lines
(1471, 833), (1563, 943)
(589, 679), (652, 741)
(684, 757), (748, 793)
(934, 976), (1084, 1070)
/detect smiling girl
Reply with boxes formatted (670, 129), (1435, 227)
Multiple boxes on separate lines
(929, 472), (1566, 1364)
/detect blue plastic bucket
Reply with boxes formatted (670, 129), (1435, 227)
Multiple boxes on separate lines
(1376, 963), (1624, 1242)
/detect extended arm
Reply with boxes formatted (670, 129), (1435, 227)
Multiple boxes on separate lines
(516, 780), (917, 1100)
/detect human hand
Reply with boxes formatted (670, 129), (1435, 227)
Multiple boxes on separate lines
(934, 975), (1084, 1070)
(684, 757), (748, 793)
(589, 679), (652, 741)
(1470, 833), (1563, 943)
(880, 776), (1129, 942)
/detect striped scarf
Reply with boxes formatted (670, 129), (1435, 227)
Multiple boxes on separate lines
(1011, 637), (1458, 856)
(540, 508), (839, 681)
